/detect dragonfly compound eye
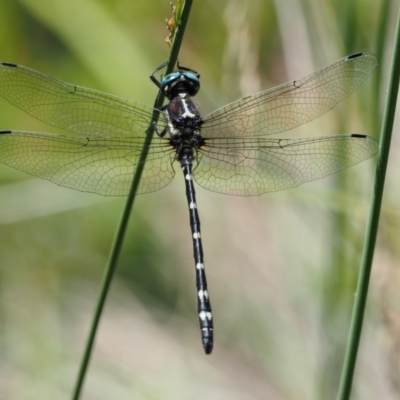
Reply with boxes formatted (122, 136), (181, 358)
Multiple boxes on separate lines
(161, 71), (200, 98)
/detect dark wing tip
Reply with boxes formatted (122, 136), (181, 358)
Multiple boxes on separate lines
(1, 62), (17, 68)
(351, 133), (367, 138)
(0, 130), (12, 134)
(346, 52), (377, 65)
(347, 52), (364, 59)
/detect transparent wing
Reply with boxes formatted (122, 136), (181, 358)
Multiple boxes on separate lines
(201, 53), (377, 138)
(193, 135), (378, 195)
(0, 131), (176, 195)
(0, 62), (165, 138)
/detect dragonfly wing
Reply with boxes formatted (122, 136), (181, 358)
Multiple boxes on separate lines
(193, 135), (378, 195)
(0, 131), (176, 196)
(201, 53), (377, 138)
(0, 62), (165, 138)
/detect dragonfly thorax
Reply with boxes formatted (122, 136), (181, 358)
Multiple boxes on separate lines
(165, 93), (202, 137)
(171, 130), (204, 164)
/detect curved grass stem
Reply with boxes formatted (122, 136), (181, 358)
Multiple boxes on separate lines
(71, 2), (193, 399)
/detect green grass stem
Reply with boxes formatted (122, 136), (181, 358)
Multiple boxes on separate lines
(70, 2), (193, 399)
(336, 5), (400, 400)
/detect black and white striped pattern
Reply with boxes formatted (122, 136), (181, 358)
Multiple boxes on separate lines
(163, 88), (214, 354)
(181, 160), (213, 354)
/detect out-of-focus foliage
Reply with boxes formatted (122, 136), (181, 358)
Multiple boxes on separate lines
(0, 1), (399, 399)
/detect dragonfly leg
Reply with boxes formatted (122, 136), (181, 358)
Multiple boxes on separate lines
(150, 61), (169, 88)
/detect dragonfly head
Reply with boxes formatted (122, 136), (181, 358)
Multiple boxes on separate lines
(160, 71), (200, 99)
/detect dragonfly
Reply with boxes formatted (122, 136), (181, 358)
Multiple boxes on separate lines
(0, 52), (378, 354)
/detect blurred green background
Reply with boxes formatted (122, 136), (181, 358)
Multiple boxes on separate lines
(0, 0), (399, 399)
